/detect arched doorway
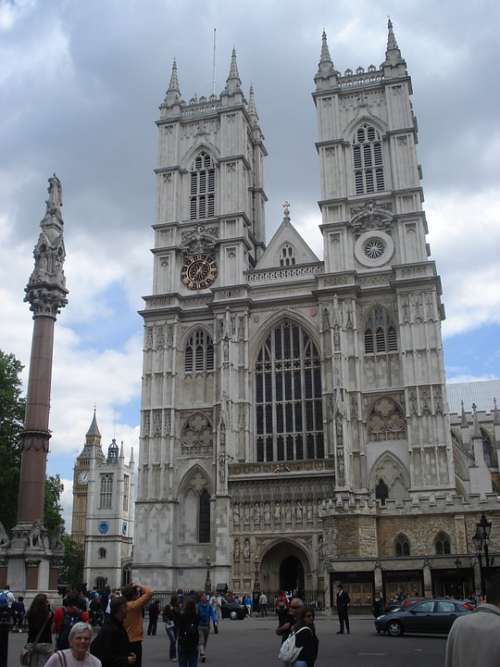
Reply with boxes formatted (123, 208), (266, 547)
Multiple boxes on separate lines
(280, 556), (304, 593)
(260, 541), (310, 595)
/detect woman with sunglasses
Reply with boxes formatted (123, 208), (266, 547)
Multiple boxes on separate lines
(291, 607), (319, 667)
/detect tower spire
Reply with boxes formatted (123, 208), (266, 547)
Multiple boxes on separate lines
(162, 58), (182, 109)
(384, 17), (405, 71)
(248, 84), (258, 123)
(225, 47), (241, 95)
(314, 30), (337, 90)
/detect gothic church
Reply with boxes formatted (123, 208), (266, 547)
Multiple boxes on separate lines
(131, 22), (500, 608)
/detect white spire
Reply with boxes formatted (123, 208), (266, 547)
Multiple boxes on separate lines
(314, 30), (336, 89)
(386, 18), (399, 51)
(248, 84), (258, 123)
(225, 47), (241, 95)
(162, 58), (182, 108)
(384, 18), (405, 70)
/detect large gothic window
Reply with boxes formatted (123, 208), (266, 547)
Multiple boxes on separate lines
(190, 151), (215, 220)
(99, 473), (113, 509)
(353, 123), (385, 195)
(434, 532), (451, 555)
(364, 306), (398, 354)
(185, 329), (214, 373)
(255, 320), (324, 462)
(395, 533), (410, 557)
(199, 489), (211, 543)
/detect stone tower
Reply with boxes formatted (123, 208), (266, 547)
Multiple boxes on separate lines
(72, 410), (105, 546)
(133, 50), (268, 590)
(313, 22), (454, 500)
(6, 175), (68, 594)
(83, 439), (134, 590)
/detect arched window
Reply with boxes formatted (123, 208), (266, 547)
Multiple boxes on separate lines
(99, 473), (113, 509)
(255, 319), (323, 462)
(199, 489), (211, 543)
(353, 123), (384, 195)
(190, 151), (215, 220)
(185, 329), (214, 373)
(395, 534), (410, 557)
(435, 532), (451, 555)
(375, 479), (389, 504)
(364, 306), (398, 354)
(98, 547), (107, 559)
(279, 243), (296, 267)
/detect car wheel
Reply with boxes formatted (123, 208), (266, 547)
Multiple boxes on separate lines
(388, 621), (403, 637)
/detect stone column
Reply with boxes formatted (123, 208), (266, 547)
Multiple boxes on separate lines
(423, 560), (433, 597)
(7, 175), (68, 595)
(374, 562), (383, 596)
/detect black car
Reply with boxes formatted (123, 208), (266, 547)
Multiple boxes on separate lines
(375, 598), (471, 636)
(221, 598), (247, 620)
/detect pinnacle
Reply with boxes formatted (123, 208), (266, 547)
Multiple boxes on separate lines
(320, 29), (333, 64)
(386, 17), (399, 51)
(168, 58), (180, 93)
(248, 84), (258, 120)
(227, 47), (241, 82)
(86, 408), (101, 438)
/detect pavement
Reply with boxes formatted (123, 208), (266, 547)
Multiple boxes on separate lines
(6, 615), (448, 667)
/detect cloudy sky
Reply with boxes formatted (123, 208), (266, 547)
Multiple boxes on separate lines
(1, 0), (499, 528)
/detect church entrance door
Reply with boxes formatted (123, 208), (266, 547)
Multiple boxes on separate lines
(280, 555), (304, 593)
(260, 541), (310, 596)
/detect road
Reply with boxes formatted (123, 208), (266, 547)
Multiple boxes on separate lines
(7, 615), (447, 667)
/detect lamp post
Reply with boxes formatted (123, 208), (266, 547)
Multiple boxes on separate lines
(472, 513), (492, 598)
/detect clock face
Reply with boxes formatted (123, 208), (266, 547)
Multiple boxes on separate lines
(181, 254), (217, 290)
(98, 521), (109, 535)
(78, 471), (89, 484)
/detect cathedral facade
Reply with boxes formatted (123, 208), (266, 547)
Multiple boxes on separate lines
(131, 22), (500, 607)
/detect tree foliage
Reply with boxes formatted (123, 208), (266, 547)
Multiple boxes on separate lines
(0, 350), (25, 531)
(61, 535), (84, 589)
(0, 349), (65, 535)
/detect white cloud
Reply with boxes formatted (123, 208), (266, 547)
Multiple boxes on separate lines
(60, 478), (74, 533)
(447, 374), (499, 384)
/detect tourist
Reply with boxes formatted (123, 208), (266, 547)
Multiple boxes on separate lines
(13, 597), (26, 632)
(291, 607), (319, 667)
(90, 597), (136, 667)
(146, 599), (160, 636)
(196, 593), (217, 663)
(208, 594), (219, 629)
(53, 592), (89, 650)
(89, 596), (103, 628)
(276, 598), (303, 643)
(25, 593), (54, 667)
(445, 573), (500, 666)
(162, 596), (179, 662)
(336, 584), (350, 635)
(243, 593), (252, 617)
(121, 583), (153, 667)
(1, 587), (15, 609)
(0, 590), (12, 667)
(177, 599), (199, 667)
(372, 594), (384, 618)
(44, 623), (100, 667)
(275, 591), (289, 615)
(259, 592), (268, 616)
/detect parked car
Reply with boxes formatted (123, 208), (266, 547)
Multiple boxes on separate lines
(375, 598), (471, 636)
(221, 598), (248, 620)
(385, 597), (423, 613)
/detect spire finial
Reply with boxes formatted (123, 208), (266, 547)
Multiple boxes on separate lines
(248, 84), (258, 122)
(86, 408), (101, 440)
(387, 16), (399, 51)
(282, 201), (290, 222)
(168, 58), (180, 93)
(225, 47), (241, 95)
(494, 397), (500, 425)
(314, 29), (336, 88)
(472, 402), (481, 438)
(461, 400), (468, 428)
(320, 29), (333, 64)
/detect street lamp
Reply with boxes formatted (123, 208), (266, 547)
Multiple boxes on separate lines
(472, 513), (492, 598)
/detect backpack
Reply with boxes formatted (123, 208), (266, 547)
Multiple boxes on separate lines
(56, 609), (82, 650)
(178, 621), (199, 648)
(278, 626), (310, 663)
(0, 592), (8, 608)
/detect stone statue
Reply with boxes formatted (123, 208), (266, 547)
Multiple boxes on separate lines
(233, 503), (240, 524)
(30, 522), (42, 548)
(253, 502), (261, 524)
(234, 538), (240, 561)
(264, 502), (271, 523)
(47, 174), (63, 212)
(243, 538), (251, 560)
(295, 502), (303, 522)
(0, 521), (9, 546)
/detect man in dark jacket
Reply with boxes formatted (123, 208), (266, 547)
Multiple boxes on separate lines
(91, 597), (137, 667)
(336, 584), (351, 634)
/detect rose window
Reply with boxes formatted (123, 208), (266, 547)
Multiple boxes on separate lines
(363, 237), (385, 259)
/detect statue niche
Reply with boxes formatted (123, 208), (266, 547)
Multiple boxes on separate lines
(180, 412), (213, 456)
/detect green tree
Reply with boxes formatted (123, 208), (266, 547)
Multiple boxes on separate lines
(60, 535), (84, 589)
(0, 350), (25, 531)
(0, 349), (65, 535)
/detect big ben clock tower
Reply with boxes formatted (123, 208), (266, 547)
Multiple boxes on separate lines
(71, 410), (105, 545)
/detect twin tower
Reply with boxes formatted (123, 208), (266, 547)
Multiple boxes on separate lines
(131, 22), (456, 597)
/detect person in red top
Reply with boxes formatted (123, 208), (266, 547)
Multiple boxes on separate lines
(53, 592), (90, 650)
